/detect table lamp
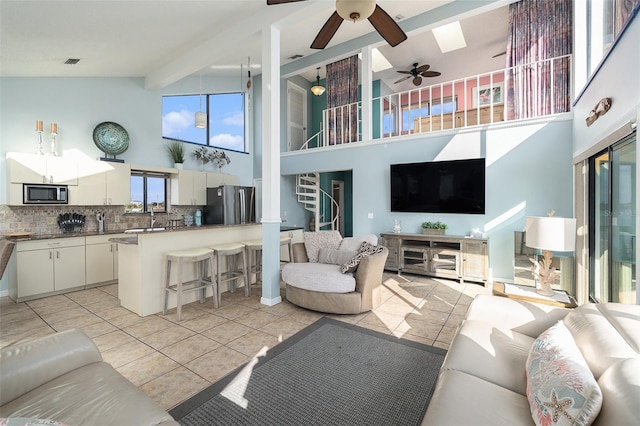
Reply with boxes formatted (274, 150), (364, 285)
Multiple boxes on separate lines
(525, 214), (576, 296)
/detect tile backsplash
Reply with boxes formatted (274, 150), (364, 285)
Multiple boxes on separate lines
(0, 204), (201, 236)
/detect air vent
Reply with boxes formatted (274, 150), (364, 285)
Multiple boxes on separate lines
(64, 58), (81, 65)
(287, 54), (304, 60)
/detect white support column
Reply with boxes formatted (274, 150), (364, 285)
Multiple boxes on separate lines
(260, 24), (282, 306)
(360, 46), (374, 142)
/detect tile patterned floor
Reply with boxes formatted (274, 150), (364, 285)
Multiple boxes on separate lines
(0, 273), (490, 411)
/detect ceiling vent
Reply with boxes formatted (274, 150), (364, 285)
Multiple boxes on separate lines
(287, 54), (304, 60)
(64, 58), (81, 65)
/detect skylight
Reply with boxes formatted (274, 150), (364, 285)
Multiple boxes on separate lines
(432, 21), (467, 53)
(358, 48), (393, 72)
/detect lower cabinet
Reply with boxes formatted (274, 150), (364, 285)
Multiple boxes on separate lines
(13, 237), (86, 301)
(86, 234), (125, 286)
(380, 233), (489, 284)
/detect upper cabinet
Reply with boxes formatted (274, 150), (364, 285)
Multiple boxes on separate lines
(77, 160), (131, 206)
(206, 172), (238, 188)
(7, 152), (78, 185)
(170, 170), (239, 206)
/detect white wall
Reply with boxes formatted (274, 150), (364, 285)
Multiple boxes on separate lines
(0, 76), (256, 205)
(281, 118), (575, 281)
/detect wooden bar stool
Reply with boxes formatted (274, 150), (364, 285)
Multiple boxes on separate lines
(207, 242), (248, 304)
(241, 238), (263, 297)
(163, 247), (217, 322)
(241, 236), (294, 297)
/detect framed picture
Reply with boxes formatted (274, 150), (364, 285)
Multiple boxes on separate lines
(473, 82), (504, 107)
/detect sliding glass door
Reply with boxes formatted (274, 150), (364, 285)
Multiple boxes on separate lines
(589, 134), (636, 303)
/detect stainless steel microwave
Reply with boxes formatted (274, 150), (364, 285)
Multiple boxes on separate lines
(23, 183), (68, 204)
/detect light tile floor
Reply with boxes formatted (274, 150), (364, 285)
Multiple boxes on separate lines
(0, 273), (490, 411)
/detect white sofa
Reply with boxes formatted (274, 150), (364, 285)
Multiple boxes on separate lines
(0, 329), (178, 425)
(422, 294), (639, 425)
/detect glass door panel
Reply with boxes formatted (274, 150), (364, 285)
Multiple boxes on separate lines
(591, 151), (610, 302)
(611, 139), (636, 303)
(589, 134), (636, 303)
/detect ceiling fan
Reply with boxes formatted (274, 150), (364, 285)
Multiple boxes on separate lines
(394, 63), (442, 86)
(267, 0), (407, 49)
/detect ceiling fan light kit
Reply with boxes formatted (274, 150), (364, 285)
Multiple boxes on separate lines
(268, 0), (406, 50)
(336, 0), (376, 22)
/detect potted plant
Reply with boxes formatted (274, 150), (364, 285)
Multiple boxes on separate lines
(166, 141), (185, 169)
(421, 221), (448, 235)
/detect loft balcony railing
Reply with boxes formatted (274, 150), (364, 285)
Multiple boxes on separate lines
(300, 54), (572, 150)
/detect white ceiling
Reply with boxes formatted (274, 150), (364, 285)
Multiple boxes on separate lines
(0, 0), (511, 90)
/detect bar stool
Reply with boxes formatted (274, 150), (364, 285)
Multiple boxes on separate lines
(241, 236), (294, 297)
(242, 238), (263, 297)
(163, 247), (217, 322)
(207, 242), (248, 304)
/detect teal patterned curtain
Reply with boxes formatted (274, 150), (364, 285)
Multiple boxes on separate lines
(505, 0), (572, 119)
(326, 55), (359, 144)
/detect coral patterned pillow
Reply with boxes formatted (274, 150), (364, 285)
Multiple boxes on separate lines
(526, 321), (602, 426)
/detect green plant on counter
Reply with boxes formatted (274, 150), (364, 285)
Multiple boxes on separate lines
(166, 141), (185, 164)
(421, 221), (448, 229)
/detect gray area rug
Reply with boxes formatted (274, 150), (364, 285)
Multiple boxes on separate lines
(170, 317), (446, 426)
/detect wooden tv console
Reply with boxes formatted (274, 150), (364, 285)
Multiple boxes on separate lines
(380, 233), (489, 284)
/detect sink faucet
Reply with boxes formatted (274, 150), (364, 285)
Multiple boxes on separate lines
(150, 210), (156, 228)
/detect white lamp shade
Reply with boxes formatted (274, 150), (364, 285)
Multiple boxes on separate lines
(525, 216), (576, 252)
(336, 0), (376, 21)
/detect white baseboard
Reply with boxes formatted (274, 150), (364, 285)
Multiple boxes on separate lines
(260, 296), (282, 306)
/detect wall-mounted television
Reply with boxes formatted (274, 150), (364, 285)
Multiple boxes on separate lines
(390, 158), (486, 214)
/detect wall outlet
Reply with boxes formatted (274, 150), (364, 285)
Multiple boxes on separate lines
(367, 213), (374, 219)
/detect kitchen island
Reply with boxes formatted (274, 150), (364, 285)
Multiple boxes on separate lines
(112, 223), (261, 317)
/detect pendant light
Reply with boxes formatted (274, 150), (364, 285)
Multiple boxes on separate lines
(195, 72), (207, 128)
(310, 67), (325, 96)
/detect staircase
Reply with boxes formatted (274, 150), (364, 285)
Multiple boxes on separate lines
(296, 173), (339, 232)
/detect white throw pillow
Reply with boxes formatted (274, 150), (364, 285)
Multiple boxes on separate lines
(526, 321), (603, 426)
(303, 231), (342, 263)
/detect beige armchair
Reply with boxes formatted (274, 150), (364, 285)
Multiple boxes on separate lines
(283, 238), (388, 315)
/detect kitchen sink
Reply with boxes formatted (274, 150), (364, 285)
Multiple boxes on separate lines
(124, 227), (166, 233)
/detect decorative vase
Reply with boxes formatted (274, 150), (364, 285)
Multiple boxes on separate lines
(422, 228), (445, 235)
(174, 162), (184, 170)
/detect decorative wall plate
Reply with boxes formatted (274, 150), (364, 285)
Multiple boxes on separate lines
(93, 121), (130, 155)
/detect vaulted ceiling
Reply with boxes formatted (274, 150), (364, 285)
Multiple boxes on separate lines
(0, 0), (512, 90)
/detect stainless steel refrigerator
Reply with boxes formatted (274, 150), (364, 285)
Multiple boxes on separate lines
(203, 185), (256, 225)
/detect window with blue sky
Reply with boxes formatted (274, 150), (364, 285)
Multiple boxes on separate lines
(162, 92), (245, 152)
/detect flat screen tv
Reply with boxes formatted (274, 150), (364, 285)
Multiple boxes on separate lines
(390, 158), (485, 214)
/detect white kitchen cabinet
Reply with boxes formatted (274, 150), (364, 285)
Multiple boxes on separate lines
(280, 228), (304, 262)
(14, 237), (86, 301)
(86, 234), (125, 285)
(77, 160), (130, 205)
(7, 152), (78, 185)
(170, 169), (207, 205)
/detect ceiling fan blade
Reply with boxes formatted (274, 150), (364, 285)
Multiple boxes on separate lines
(396, 70), (413, 75)
(416, 64), (430, 73)
(421, 71), (441, 78)
(311, 11), (343, 49)
(394, 76), (410, 84)
(267, 0), (305, 5)
(413, 76), (422, 86)
(368, 5), (407, 47)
